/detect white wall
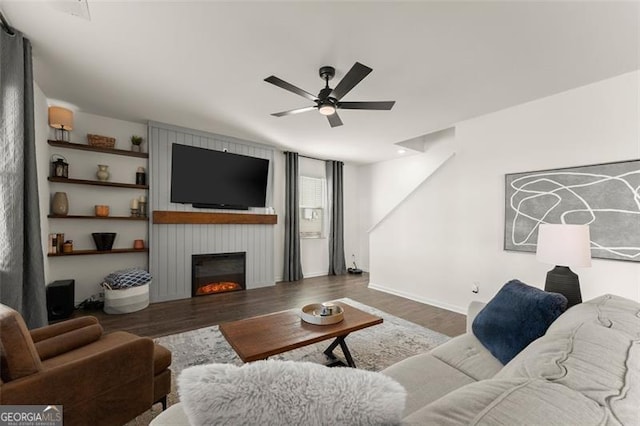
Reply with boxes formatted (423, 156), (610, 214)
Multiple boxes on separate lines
(37, 104), (148, 304)
(343, 162), (361, 270)
(368, 71), (640, 313)
(357, 134), (457, 271)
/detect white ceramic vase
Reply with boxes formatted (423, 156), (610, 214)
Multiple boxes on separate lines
(96, 164), (110, 181)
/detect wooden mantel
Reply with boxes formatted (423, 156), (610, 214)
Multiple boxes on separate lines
(153, 210), (277, 225)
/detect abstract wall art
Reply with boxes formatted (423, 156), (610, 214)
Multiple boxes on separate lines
(504, 159), (640, 262)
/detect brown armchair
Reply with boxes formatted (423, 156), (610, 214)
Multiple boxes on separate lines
(0, 303), (171, 426)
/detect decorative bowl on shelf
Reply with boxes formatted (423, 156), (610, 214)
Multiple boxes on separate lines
(92, 232), (116, 251)
(95, 205), (110, 217)
(299, 302), (344, 325)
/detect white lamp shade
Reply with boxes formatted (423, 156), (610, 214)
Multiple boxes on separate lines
(48, 106), (74, 130)
(536, 224), (592, 267)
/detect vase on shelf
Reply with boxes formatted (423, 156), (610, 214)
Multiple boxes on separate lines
(96, 164), (110, 181)
(51, 192), (69, 216)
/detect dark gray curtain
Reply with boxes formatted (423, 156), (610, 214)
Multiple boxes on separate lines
(326, 160), (347, 275)
(283, 152), (303, 281)
(0, 28), (48, 328)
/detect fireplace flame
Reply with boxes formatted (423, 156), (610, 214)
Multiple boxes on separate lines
(196, 282), (241, 295)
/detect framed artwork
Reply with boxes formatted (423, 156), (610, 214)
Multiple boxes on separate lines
(504, 159), (640, 262)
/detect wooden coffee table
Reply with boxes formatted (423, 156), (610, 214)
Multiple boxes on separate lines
(219, 301), (383, 368)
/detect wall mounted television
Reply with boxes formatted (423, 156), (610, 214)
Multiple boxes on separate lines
(170, 143), (269, 210)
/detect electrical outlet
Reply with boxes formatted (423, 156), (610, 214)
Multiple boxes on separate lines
(472, 282), (479, 294)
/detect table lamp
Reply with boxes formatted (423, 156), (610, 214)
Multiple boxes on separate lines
(48, 106), (74, 142)
(536, 223), (591, 308)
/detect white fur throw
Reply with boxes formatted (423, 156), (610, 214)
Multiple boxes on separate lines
(178, 360), (407, 425)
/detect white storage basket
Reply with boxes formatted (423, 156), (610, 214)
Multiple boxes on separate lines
(104, 282), (150, 314)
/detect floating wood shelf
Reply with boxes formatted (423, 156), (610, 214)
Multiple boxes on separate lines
(48, 140), (148, 158)
(48, 176), (149, 189)
(48, 248), (149, 257)
(48, 214), (148, 221)
(153, 211), (277, 225)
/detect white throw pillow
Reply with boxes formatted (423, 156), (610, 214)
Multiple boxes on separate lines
(178, 360), (407, 426)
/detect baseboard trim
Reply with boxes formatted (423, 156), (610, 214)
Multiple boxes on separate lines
(151, 293), (189, 303)
(304, 271), (328, 279)
(368, 282), (466, 315)
(249, 281), (276, 289)
(274, 272), (327, 283)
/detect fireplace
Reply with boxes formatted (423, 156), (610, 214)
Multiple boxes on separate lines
(192, 252), (246, 297)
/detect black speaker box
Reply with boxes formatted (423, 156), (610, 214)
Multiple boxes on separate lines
(47, 279), (75, 322)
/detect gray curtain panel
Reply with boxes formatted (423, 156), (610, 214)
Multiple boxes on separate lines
(0, 28), (48, 328)
(326, 160), (347, 275)
(283, 152), (303, 281)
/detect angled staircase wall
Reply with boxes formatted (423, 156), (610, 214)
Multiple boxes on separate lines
(367, 127), (456, 233)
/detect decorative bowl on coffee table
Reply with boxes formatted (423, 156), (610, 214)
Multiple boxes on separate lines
(299, 303), (344, 325)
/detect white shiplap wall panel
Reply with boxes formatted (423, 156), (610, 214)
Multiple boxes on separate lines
(148, 121), (276, 302)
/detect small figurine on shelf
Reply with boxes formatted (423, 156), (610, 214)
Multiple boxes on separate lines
(131, 135), (143, 152)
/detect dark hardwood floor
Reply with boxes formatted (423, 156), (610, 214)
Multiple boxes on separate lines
(86, 273), (466, 338)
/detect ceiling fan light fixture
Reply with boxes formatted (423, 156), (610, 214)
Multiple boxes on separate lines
(265, 62), (395, 127)
(318, 104), (336, 116)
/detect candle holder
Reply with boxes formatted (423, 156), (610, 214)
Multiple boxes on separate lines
(136, 167), (146, 185)
(130, 208), (140, 217)
(139, 201), (147, 218)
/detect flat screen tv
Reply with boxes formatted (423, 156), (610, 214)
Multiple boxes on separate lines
(170, 143), (269, 210)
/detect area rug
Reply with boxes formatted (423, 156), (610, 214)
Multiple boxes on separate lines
(128, 298), (449, 425)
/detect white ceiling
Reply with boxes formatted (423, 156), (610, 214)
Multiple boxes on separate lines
(2, 1), (638, 164)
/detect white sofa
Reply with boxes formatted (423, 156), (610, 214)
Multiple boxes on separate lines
(385, 294), (639, 424)
(152, 294), (639, 425)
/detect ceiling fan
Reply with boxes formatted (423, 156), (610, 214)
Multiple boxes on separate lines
(264, 62), (395, 128)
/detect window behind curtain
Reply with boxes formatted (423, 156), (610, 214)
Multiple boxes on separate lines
(299, 176), (326, 239)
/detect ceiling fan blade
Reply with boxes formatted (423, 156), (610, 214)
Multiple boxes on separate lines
(271, 106), (317, 117)
(330, 62), (372, 100)
(264, 76), (317, 102)
(338, 101), (395, 110)
(327, 112), (343, 128)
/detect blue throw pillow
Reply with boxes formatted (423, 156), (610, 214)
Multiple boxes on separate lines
(472, 280), (568, 364)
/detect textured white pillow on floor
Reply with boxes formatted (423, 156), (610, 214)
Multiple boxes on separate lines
(178, 360), (407, 426)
